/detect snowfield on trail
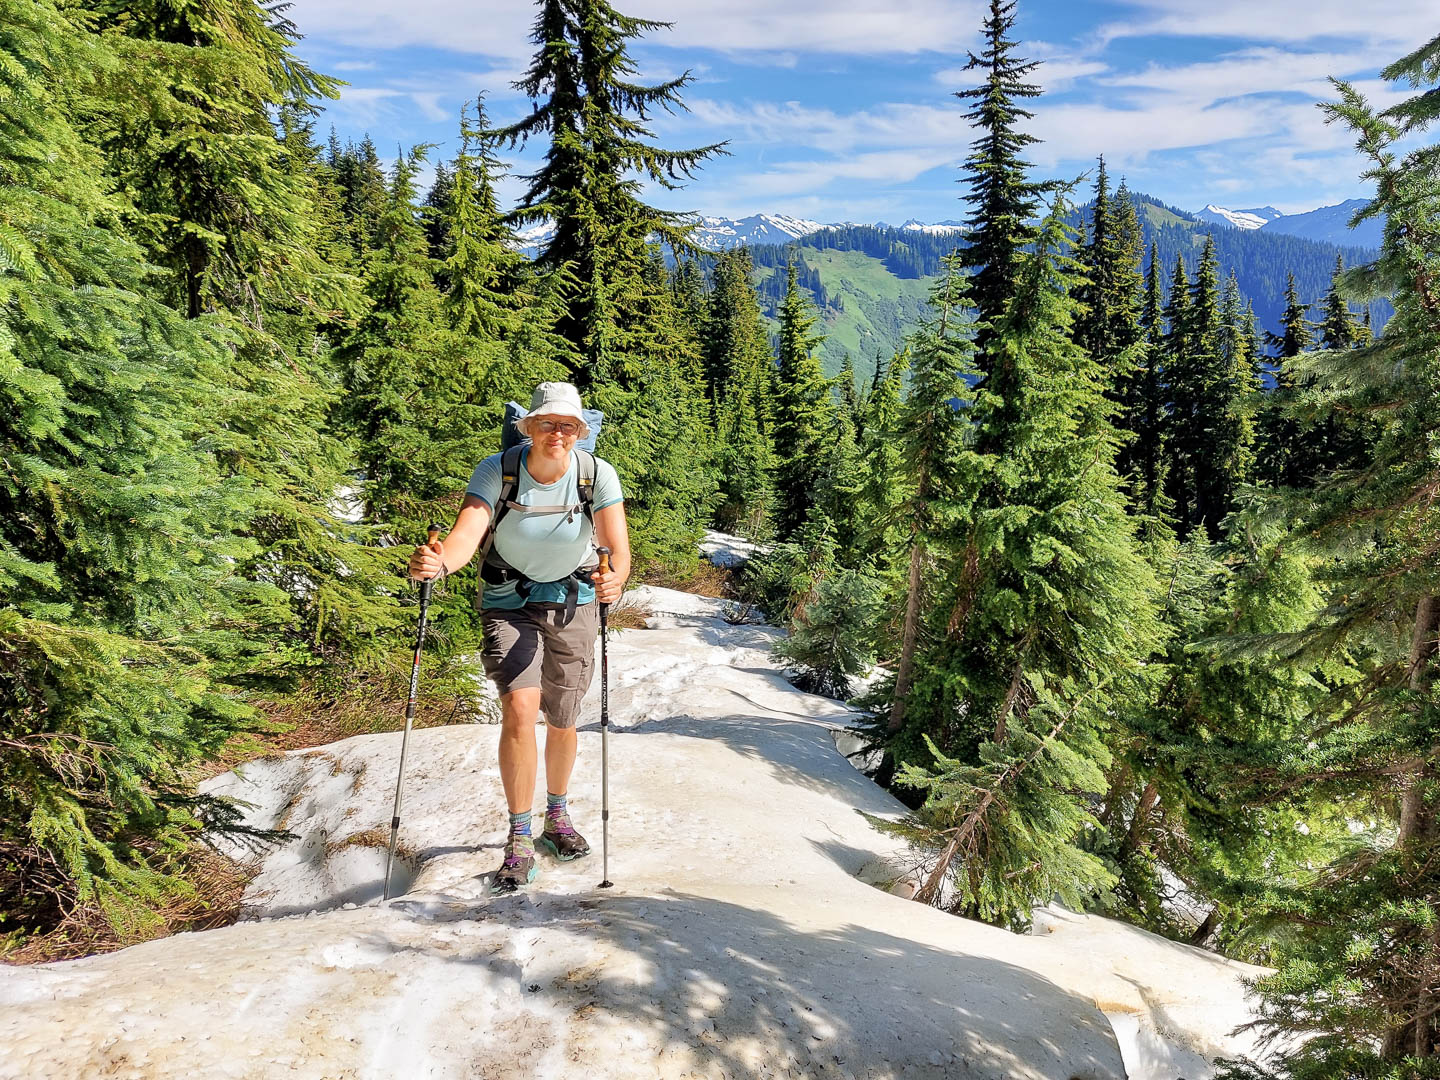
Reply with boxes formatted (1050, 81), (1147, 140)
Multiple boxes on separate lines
(0, 577), (1274, 1079)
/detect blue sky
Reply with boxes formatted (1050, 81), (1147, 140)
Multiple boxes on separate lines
(290, 0), (1434, 223)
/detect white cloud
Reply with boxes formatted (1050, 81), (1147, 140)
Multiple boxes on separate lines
(291, 0), (985, 59)
(684, 99), (969, 154)
(934, 50), (1109, 94)
(1097, 46), (1399, 101)
(1097, 0), (1433, 48)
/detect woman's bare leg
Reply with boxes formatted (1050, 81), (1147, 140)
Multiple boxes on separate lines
(497, 688), (542, 814)
(544, 724), (577, 798)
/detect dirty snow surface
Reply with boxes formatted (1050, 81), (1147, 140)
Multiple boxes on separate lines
(0, 585), (1272, 1080)
(699, 530), (770, 568)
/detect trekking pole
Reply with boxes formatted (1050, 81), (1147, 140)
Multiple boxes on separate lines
(383, 523), (441, 902)
(596, 546), (614, 890)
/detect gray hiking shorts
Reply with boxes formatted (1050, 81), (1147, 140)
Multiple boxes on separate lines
(479, 601), (599, 729)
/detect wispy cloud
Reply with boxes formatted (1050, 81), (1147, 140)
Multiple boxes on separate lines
(291, 0), (985, 58)
(1097, 0), (1433, 48)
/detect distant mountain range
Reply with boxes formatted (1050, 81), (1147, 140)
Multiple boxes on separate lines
(515, 198), (1381, 260)
(510, 197), (1388, 388)
(1193, 198), (1381, 249)
(513, 212), (966, 258)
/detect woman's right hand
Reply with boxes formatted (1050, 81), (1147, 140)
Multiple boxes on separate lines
(408, 540), (446, 581)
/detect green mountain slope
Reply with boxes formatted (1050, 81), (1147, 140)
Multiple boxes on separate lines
(753, 249), (938, 387)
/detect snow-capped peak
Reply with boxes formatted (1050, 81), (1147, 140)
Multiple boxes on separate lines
(685, 213), (826, 250)
(1194, 204), (1283, 230)
(898, 218), (967, 235)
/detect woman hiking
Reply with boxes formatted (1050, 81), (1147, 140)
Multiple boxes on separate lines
(408, 382), (630, 893)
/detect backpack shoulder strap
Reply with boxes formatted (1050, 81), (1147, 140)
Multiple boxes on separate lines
(575, 449), (597, 524)
(480, 445), (526, 561)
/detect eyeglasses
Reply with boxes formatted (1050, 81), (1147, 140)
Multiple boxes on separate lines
(533, 419), (581, 437)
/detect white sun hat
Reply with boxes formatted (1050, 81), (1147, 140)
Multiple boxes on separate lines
(524, 382), (588, 433)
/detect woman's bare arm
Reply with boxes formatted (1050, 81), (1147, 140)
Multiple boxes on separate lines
(591, 501), (631, 604)
(408, 495), (492, 580)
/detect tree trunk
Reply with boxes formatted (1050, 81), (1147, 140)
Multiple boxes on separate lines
(1121, 780), (1160, 861)
(886, 539), (926, 734)
(1189, 905), (1219, 947)
(1383, 594), (1440, 1059)
(1097, 766), (1129, 831)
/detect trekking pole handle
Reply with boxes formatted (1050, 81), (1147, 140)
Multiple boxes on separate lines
(419, 523), (441, 602)
(596, 547), (612, 613)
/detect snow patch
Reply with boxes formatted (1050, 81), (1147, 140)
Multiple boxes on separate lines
(699, 529), (770, 568)
(0, 585), (1276, 1079)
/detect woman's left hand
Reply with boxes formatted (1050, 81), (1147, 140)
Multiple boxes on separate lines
(591, 567), (624, 605)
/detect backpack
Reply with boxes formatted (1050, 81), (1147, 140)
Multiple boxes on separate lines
(476, 402), (606, 619)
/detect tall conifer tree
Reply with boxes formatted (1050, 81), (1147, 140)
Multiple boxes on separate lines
(489, 0), (725, 376)
(1218, 40), (1440, 1071)
(881, 258), (973, 742)
(707, 249), (778, 536)
(1132, 243), (1168, 518)
(1256, 272), (1320, 488)
(955, 0), (1048, 375)
(0, 0), (299, 941)
(488, 0), (723, 570)
(773, 264), (831, 539)
(882, 202), (1163, 925)
(1161, 254), (1198, 531)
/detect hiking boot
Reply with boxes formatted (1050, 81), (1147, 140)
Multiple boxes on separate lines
(537, 807), (590, 861)
(491, 835), (538, 895)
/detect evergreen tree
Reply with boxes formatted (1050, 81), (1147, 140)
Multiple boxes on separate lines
(1131, 243), (1168, 517)
(489, 0), (725, 375)
(1188, 235), (1250, 535)
(421, 161), (455, 263)
(773, 551), (884, 700)
(0, 0), (289, 943)
(1215, 272), (1261, 491)
(333, 136), (389, 257)
(880, 260), (973, 743)
(82, 0), (348, 321)
(1256, 272), (1320, 488)
(1162, 253), (1199, 531)
(1317, 254), (1363, 351)
(669, 258), (709, 347)
(854, 349), (914, 620)
(1075, 157), (1143, 369)
(881, 201), (1163, 925)
(772, 263), (831, 538)
(1218, 38), (1440, 1072)
(1079, 163), (1148, 509)
(1095, 515), (1335, 945)
(334, 149), (456, 526)
(812, 397), (866, 556)
(442, 96), (555, 376)
(707, 250), (778, 536)
(955, 0), (1049, 373)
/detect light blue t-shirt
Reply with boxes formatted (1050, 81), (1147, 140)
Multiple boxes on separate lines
(466, 447), (623, 610)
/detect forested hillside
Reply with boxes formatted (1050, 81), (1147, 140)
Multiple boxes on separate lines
(746, 193), (1383, 382)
